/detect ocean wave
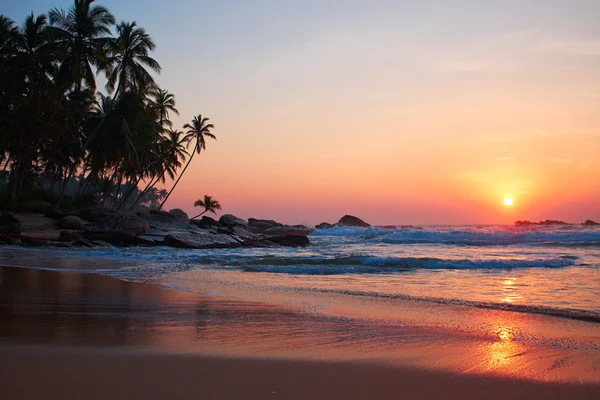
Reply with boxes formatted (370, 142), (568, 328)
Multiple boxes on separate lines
(240, 255), (577, 275)
(311, 226), (600, 246)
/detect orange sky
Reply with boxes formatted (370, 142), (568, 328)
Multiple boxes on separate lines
(14, 1), (599, 224)
(148, 1), (600, 225)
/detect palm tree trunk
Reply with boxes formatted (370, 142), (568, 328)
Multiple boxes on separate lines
(190, 209), (208, 220)
(157, 144), (196, 211)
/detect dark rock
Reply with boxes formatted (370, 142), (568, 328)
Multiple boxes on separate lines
(142, 211), (191, 231)
(6, 237), (22, 245)
(134, 235), (163, 246)
(336, 215), (370, 228)
(515, 220), (537, 226)
(163, 232), (240, 249)
(266, 235), (310, 247)
(60, 230), (82, 242)
(80, 208), (123, 223)
(73, 238), (95, 247)
(44, 210), (66, 220)
(192, 216), (220, 229)
(168, 209), (189, 221)
(59, 216), (85, 229)
(219, 214), (247, 228)
(84, 213), (149, 244)
(247, 218), (283, 234)
(263, 225), (314, 236)
(315, 222), (334, 229)
(0, 212), (21, 234)
(232, 226), (258, 239)
(89, 240), (115, 247)
(217, 227), (235, 235)
(380, 225), (397, 230)
(583, 220), (599, 226)
(539, 220), (570, 225)
(23, 200), (52, 214)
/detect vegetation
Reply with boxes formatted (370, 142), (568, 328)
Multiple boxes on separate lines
(0, 0), (217, 212)
(192, 195), (222, 219)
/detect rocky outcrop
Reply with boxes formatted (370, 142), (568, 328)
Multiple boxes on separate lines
(219, 214), (247, 228)
(248, 218), (283, 234)
(263, 225), (313, 236)
(192, 216), (220, 229)
(337, 215), (370, 228)
(80, 208), (123, 223)
(0, 212), (21, 234)
(168, 208), (189, 221)
(516, 220), (571, 226)
(315, 222), (334, 229)
(59, 216), (85, 229)
(163, 231), (240, 249)
(84, 213), (149, 244)
(583, 220), (600, 226)
(266, 235), (310, 247)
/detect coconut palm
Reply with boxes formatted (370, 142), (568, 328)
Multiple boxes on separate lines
(191, 195), (221, 219)
(158, 115), (216, 210)
(46, 0), (115, 92)
(151, 88), (178, 129)
(0, 15), (21, 57)
(105, 21), (160, 99)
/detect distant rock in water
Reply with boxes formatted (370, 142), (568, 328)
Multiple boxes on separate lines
(315, 222), (334, 229)
(515, 219), (571, 226)
(583, 220), (600, 226)
(337, 215), (371, 228)
(266, 235), (310, 247)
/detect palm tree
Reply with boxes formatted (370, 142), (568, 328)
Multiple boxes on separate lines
(158, 115), (216, 210)
(191, 195), (221, 219)
(46, 0), (115, 92)
(105, 21), (160, 99)
(151, 88), (178, 129)
(0, 16), (21, 58)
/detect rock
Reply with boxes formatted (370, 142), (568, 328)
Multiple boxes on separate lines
(60, 230), (82, 241)
(192, 216), (220, 229)
(247, 218), (283, 234)
(583, 220), (599, 226)
(539, 220), (570, 225)
(89, 240), (115, 247)
(315, 222), (334, 229)
(163, 231), (240, 249)
(80, 208), (123, 223)
(266, 235), (310, 247)
(59, 216), (85, 229)
(22, 200), (52, 214)
(336, 215), (370, 228)
(73, 238), (95, 247)
(263, 225), (314, 236)
(84, 213), (149, 244)
(6, 237), (22, 245)
(0, 212), (21, 234)
(134, 235), (162, 246)
(44, 210), (66, 220)
(142, 211), (191, 231)
(232, 226), (258, 239)
(168, 209), (189, 221)
(219, 214), (247, 229)
(515, 220), (536, 226)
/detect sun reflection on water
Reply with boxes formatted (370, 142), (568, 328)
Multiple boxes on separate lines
(500, 277), (523, 304)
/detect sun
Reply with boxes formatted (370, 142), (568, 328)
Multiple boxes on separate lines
(503, 197), (513, 206)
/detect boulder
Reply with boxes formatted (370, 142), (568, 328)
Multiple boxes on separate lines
(163, 231), (240, 249)
(0, 212), (21, 234)
(45, 210), (67, 220)
(247, 218), (283, 234)
(23, 200), (52, 214)
(60, 230), (82, 242)
(59, 216), (85, 230)
(266, 235), (310, 247)
(142, 211), (191, 231)
(336, 215), (370, 228)
(84, 213), (149, 244)
(583, 220), (600, 226)
(315, 222), (334, 229)
(80, 208), (123, 223)
(263, 225), (314, 236)
(539, 220), (570, 225)
(168, 208), (189, 221)
(192, 216), (220, 229)
(219, 214), (248, 228)
(515, 220), (536, 226)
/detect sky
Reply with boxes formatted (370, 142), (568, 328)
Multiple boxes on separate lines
(5, 0), (600, 224)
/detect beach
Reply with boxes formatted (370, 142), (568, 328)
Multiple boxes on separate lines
(1, 262), (599, 399)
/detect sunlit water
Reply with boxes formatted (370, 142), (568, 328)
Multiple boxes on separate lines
(0, 224), (599, 318)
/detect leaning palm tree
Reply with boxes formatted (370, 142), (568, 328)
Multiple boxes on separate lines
(105, 21), (160, 99)
(46, 0), (115, 92)
(191, 195), (221, 219)
(158, 115), (216, 210)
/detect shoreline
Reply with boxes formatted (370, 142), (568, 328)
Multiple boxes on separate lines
(1, 263), (599, 387)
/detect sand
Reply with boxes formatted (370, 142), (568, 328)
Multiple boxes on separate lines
(1, 264), (599, 399)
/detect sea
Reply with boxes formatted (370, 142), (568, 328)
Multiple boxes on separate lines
(1, 223), (599, 322)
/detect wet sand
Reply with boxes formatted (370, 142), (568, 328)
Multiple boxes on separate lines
(1, 265), (599, 399)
